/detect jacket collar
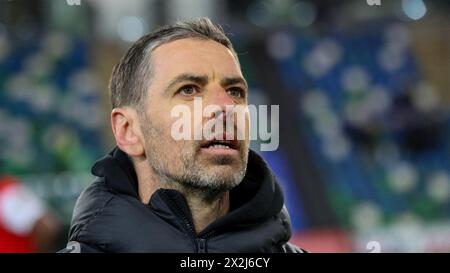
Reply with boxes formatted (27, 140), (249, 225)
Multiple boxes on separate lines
(91, 147), (285, 231)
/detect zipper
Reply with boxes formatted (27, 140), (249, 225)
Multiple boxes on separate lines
(197, 238), (207, 253)
(159, 190), (209, 253)
(200, 229), (218, 240)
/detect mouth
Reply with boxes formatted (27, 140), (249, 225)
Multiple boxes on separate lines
(200, 136), (240, 155)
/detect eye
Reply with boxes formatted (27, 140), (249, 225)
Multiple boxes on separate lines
(227, 87), (245, 98)
(177, 85), (199, 96)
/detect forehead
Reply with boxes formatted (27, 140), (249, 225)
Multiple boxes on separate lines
(150, 38), (242, 81)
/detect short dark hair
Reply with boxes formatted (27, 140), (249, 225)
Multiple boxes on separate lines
(109, 17), (239, 109)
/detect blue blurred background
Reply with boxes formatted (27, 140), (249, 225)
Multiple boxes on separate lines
(0, 0), (449, 252)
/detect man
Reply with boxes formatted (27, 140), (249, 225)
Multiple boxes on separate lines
(63, 17), (303, 253)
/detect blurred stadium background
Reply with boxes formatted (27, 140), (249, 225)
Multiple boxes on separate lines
(0, 0), (449, 252)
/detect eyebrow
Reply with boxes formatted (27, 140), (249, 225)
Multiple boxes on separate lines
(220, 76), (248, 90)
(163, 74), (208, 96)
(163, 73), (248, 96)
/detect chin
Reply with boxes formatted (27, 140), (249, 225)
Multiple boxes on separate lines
(200, 153), (243, 166)
(203, 165), (245, 184)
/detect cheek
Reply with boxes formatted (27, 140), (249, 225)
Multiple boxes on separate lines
(152, 105), (177, 137)
(235, 113), (250, 141)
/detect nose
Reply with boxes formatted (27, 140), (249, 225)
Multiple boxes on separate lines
(204, 84), (235, 113)
(201, 85), (236, 138)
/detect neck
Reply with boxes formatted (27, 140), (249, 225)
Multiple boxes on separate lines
(183, 190), (229, 234)
(133, 156), (230, 234)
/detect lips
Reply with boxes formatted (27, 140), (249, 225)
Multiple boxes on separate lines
(200, 134), (239, 150)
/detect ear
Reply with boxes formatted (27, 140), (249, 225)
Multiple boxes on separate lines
(111, 107), (145, 157)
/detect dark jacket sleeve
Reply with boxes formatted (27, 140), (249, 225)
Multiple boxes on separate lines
(279, 242), (307, 253)
(58, 240), (105, 253)
(63, 179), (113, 253)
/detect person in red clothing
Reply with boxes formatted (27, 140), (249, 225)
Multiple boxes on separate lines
(0, 176), (62, 252)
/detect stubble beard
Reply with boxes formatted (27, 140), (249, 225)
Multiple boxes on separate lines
(140, 113), (248, 201)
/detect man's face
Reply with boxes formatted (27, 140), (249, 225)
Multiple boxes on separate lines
(140, 38), (250, 194)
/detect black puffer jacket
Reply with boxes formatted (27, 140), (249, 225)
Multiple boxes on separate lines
(64, 147), (303, 253)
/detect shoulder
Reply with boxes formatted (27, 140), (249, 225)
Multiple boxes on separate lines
(280, 242), (308, 253)
(68, 178), (117, 245)
(273, 206), (307, 253)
